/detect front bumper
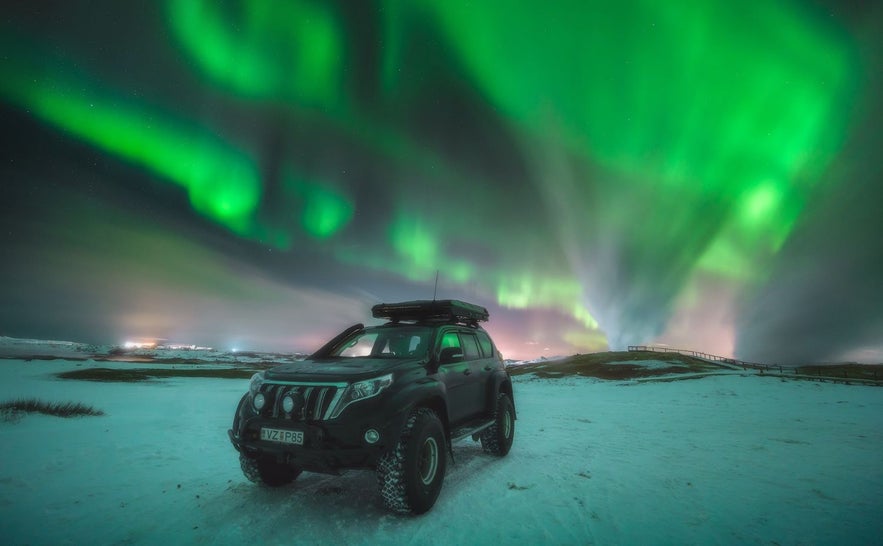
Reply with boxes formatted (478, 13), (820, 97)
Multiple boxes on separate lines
(228, 429), (383, 473)
(229, 411), (405, 474)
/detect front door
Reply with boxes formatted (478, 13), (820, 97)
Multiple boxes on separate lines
(437, 330), (474, 423)
(437, 329), (487, 423)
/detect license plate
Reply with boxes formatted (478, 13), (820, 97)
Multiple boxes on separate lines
(260, 427), (304, 445)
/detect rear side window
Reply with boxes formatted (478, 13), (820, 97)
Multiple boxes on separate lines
(476, 331), (494, 357)
(460, 333), (481, 361)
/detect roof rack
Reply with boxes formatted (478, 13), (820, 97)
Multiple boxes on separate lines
(372, 300), (489, 325)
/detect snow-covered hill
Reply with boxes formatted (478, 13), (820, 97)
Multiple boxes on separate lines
(0, 335), (307, 366)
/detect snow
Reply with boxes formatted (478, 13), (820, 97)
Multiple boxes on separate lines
(1, 358), (881, 545)
(602, 358), (688, 370)
(506, 355), (569, 367)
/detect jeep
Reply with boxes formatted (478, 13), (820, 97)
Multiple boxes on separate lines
(228, 299), (516, 514)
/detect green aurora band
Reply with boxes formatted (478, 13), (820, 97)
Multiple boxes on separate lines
(405, 0), (856, 305)
(0, 0), (862, 353)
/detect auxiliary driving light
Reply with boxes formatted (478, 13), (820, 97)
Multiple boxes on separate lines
(282, 395), (295, 413)
(364, 429), (380, 444)
(253, 392), (266, 411)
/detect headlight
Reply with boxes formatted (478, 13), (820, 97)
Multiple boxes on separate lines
(329, 373), (393, 419)
(249, 372), (266, 413)
(249, 372), (265, 396)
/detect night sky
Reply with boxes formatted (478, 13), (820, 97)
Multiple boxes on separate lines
(1, 1), (881, 363)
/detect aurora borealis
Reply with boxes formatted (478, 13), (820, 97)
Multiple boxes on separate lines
(1, 1), (881, 363)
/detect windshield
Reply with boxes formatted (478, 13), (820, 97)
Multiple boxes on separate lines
(330, 326), (432, 359)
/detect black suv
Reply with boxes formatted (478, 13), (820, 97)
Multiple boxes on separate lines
(228, 300), (516, 514)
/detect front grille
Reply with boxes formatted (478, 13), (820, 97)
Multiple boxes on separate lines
(259, 383), (341, 421)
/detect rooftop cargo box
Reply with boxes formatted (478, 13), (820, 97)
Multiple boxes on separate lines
(372, 300), (489, 324)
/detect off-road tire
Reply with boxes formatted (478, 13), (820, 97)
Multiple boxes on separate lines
(480, 393), (515, 456)
(240, 454), (301, 487)
(377, 408), (447, 514)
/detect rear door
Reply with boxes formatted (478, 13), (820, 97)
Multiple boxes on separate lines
(474, 330), (498, 413)
(458, 331), (487, 418)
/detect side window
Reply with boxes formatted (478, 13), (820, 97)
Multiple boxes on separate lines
(476, 331), (494, 357)
(439, 331), (461, 352)
(461, 333), (481, 361)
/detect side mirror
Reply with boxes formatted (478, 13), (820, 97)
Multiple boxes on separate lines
(438, 347), (464, 364)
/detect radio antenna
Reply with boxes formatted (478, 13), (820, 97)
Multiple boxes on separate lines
(433, 270), (439, 301)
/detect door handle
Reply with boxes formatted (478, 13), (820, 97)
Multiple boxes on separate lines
(463, 369), (472, 375)
(483, 366), (493, 371)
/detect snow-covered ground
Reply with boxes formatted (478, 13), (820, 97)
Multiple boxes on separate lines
(1, 359), (881, 545)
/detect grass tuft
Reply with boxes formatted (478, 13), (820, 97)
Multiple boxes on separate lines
(1, 398), (105, 420)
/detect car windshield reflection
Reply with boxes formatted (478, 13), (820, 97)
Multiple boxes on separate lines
(331, 327), (432, 359)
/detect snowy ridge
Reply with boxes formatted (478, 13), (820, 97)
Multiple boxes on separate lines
(0, 336), (307, 365)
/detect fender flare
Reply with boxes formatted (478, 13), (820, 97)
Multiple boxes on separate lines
(232, 392), (250, 434)
(383, 380), (450, 446)
(486, 371), (516, 419)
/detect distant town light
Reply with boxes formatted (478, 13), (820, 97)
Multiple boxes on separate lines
(123, 340), (156, 349)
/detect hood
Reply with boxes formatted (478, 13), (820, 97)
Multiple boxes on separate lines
(265, 357), (421, 382)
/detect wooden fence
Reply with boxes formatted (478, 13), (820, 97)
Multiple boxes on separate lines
(627, 345), (765, 369)
(627, 345), (881, 385)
